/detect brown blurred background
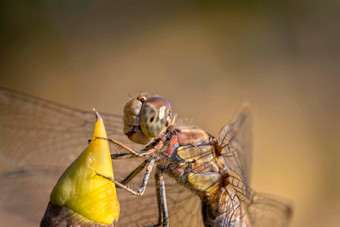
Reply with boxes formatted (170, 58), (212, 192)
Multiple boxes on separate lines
(0, 1), (339, 226)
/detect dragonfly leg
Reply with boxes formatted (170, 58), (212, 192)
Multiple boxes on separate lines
(96, 158), (156, 196)
(155, 168), (168, 227)
(111, 153), (140, 159)
(111, 149), (153, 159)
(96, 136), (142, 157)
(154, 168), (162, 226)
(120, 159), (149, 184)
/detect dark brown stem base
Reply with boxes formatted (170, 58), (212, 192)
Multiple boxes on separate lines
(41, 202), (116, 227)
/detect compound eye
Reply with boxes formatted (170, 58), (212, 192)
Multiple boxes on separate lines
(137, 94), (147, 103)
(140, 97), (171, 138)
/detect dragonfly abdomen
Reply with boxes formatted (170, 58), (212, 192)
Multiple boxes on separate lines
(201, 184), (251, 227)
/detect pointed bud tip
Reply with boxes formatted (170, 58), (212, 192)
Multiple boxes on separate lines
(92, 108), (102, 120)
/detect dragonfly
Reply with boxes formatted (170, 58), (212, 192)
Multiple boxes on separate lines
(0, 87), (292, 227)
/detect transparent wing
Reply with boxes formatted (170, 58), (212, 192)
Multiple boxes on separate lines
(114, 173), (203, 227)
(0, 87), (128, 171)
(217, 105), (291, 226)
(245, 192), (292, 227)
(0, 87), (202, 226)
(218, 104), (252, 190)
(0, 87), (128, 223)
(218, 187), (292, 227)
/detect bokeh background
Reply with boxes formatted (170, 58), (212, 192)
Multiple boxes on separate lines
(0, 1), (339, 226)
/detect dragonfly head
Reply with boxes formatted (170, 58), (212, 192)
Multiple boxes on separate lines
(123, 94), (172, 144)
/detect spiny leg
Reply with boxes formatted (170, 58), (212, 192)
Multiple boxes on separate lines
(155, 168), (168, 227)
(96, 137), (155, 159)
(111, 151), (150, 159)
(88, 139), (138, 159)
(154, 168), (162, 227)
(96, 136), (142, 157)
(111, 153), (137, 159)
(120, 159), (149, 184)
(97, 158), (156, 196)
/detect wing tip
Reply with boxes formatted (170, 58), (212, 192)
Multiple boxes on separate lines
(231, 102), (251, 123)
(239, 102), (251, 113)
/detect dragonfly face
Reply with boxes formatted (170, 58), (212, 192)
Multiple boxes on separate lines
(123, 94), (172, 145)
(0, 88), (292, 227)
